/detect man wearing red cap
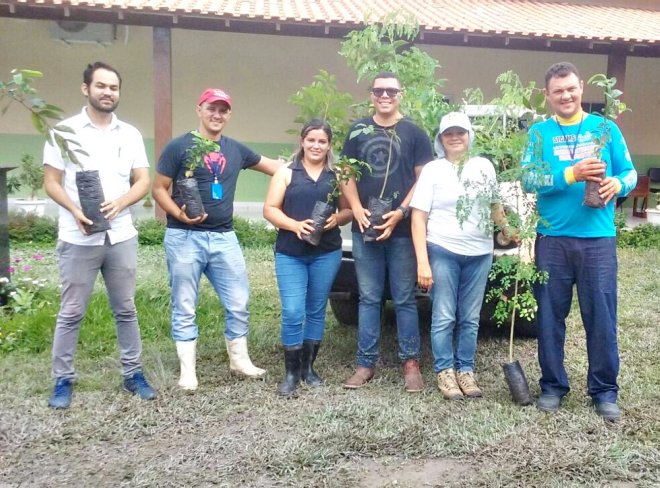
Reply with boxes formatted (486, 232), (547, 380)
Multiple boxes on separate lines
(153, 88), (282, 390)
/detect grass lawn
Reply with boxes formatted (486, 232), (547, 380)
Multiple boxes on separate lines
(1, 245), (659, 487)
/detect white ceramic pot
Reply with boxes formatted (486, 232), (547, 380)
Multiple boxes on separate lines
(10, 198), (47, 216)
(646, 208), (660, 225)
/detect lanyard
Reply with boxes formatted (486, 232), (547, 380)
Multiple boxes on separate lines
(555, 116), (584, 161)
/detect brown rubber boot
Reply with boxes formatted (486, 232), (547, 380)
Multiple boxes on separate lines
(343, 366), (375, 389)
(402, 359), (424, 393)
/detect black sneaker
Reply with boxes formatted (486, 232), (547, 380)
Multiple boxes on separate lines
(594, 402), (621, 422)
(536, 394), (561, 413)
(123, 371), (157, 400)
(48, 377), (74, 409)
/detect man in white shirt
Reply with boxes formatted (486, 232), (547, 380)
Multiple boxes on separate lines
(43, 61), (156, 409)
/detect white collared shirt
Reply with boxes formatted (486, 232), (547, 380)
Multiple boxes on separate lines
(43, 107), (149, 245)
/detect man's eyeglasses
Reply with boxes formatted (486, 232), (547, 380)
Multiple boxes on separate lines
(371, 87), (401, 98)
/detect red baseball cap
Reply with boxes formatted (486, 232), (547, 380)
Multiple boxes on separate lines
(197, 88), (232, 108)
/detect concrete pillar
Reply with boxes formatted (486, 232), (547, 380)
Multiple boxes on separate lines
(0, 166), (16, 305)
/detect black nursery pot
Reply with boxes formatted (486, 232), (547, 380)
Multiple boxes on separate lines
(177, 178), (205, 219)
(502, 360), (534, 406)
(302, 200), (334, 247)
(75, 170), (111, 235)
(583, 178), (606, 208)
(363, 196), (392, 243)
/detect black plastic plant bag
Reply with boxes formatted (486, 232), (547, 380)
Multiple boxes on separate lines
(177, 178), (205, 219)
(583, 178), (606, 208)
(302, 201), (334, 246)
(363, 196), (392, 242)
(75, 170), (110, 234)
(502, 360), (534, 406)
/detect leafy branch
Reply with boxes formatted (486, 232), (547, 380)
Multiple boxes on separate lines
(587, 74), (630, 159)
(184, 132), (219, 177)
(0, 69), (86, 166)
(326, 156), (371, 204)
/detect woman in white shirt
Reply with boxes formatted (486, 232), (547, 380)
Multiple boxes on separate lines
(410, 112), (511, 400)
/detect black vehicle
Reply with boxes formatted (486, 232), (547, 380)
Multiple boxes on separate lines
(328, 194), (538, 338)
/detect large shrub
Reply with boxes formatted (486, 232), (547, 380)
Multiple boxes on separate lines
(8, 212), (57, 244)
(617, 224), (660, 249)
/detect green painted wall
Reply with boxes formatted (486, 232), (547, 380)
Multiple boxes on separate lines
(1, 134), (293, 200)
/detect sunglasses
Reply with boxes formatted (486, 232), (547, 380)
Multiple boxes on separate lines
(370, 87), (401, 98)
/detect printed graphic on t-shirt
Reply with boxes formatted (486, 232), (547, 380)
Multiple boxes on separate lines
(205, 151), (226, 175)
(552, 132), (596, 162)
(360, 130), (401, 179)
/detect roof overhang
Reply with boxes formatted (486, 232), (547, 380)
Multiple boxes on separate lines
(2, 1), (660, 58)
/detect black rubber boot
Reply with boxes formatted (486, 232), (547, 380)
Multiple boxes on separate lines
(277, 346), (302, 397)
(301, 340), (322, 387)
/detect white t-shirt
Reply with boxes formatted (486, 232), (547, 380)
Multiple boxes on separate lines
(410, 156), (497, 256)
(43, 108), (149, 245)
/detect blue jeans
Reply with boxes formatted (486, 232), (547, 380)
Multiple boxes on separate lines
(534, 235), (619, 404)
(428, 243), (492, 373)
(275, 249), (342, 347)
(164, 228), (250, 342)
(352, 233), (420, 367)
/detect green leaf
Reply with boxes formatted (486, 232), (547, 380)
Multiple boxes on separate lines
(54, 124), (75, 134)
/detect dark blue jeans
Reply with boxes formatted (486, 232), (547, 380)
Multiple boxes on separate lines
(352, 233), (420, 367)
(534, 235), (619, 404)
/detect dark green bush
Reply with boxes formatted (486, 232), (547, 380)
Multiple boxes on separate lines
(135, 216), (275, 248)
(617, 224), (660, 249)
(8, 213), (276, 248)
(234, 216), (276, 248)
(135, 218), (166, 245)
(8, 212), (57, 244)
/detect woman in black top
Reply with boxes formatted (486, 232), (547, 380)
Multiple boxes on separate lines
(264, 119), (352, 397)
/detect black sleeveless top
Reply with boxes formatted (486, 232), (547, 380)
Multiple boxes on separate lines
(275, 158), (342, 256)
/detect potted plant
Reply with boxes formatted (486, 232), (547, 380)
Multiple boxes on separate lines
(178, 131), (219, 219)
(486, 184), (548, 405)
(583, 74), (630, 208)
(463, 72), (549, 405)
(1, 70), (107, 234)
(7, 154), (47, 215)
(343, 122), (401, 243)
(302, 155), (370, 246)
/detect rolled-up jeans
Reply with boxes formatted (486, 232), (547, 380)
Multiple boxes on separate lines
(164, 228), (250, 342)
(51, 236), (142, 379)
(352, 233), (420, 367)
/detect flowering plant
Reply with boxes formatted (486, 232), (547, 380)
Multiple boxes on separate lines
(0, 252), (52, 315)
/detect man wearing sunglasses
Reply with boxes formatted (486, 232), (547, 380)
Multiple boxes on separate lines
(341, 72), (434, 392)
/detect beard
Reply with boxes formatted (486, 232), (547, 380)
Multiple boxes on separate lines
(89, 96), (119, 113)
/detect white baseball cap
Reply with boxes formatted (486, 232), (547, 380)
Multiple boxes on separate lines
(434, 112), (475, 158)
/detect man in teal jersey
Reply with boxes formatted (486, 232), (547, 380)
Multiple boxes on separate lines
(522, 61), (637, 422)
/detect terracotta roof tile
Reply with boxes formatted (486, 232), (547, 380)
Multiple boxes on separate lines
(8, 0), (660, 43)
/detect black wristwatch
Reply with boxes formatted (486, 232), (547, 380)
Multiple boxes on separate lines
(397, 205), (410, 219)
